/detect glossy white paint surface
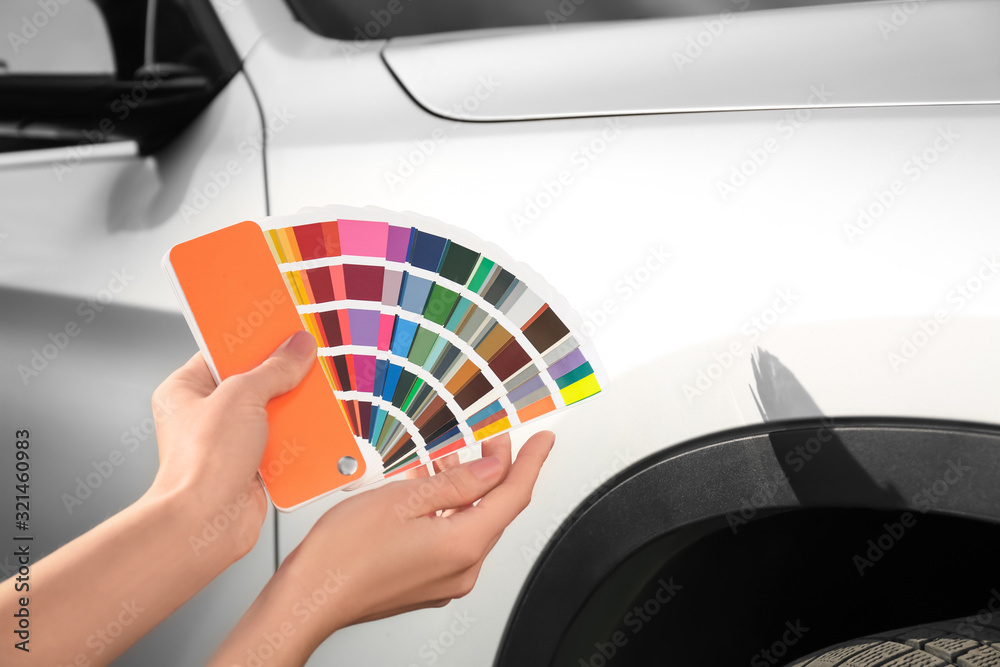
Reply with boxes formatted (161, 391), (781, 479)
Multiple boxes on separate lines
(0, 73), (270, 310)
(0, 73), (275, 664)
(2, 0), (997, 663)
(384, 0), (1000, 119)
(236, 6), (1000, 664)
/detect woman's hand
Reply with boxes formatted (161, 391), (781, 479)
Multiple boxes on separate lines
(147, 330), (319, 559)
(0, 332), (321, 667)
(209, 430), (555, 666)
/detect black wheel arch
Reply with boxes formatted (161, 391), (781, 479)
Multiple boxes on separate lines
(496, 417), (1000, 666)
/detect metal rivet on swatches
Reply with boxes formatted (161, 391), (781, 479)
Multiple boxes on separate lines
(338, 456), (358, 476)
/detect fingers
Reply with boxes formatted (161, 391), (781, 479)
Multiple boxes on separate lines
(480, 433), (513, 482)
(429, 453), (465, 516)
(156, 351), (218, 398)
(436, 434), (513, 517)
(153, 331), (316, 416)
(431, 451), (461, 474)
(394, 456), (505, 518)
(433, 453), (467, 517)
(453, 430), (554, 538)
(404, 463), (431, 481)
(402, 464), (439, 518)
(221, 331), (317, 406)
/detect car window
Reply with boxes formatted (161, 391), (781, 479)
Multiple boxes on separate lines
(0, 0), (114, 74)
(285, 0), (880, 40)
(0, 0), (241, 155)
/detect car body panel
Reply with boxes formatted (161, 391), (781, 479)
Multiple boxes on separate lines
(0, 73), (269, 310)
(0, 72), (274, 664)
(383, 0), (1000, 120)
(233, 9), (1000, 664)
(2, 0), (998, 664)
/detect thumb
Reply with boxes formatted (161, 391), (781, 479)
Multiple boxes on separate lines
(396, 456), (505, 518)
(224, 330), (317, 406)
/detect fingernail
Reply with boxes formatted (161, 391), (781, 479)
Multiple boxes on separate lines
(469, 456), (502, 481)
(284, 330), (316, 361)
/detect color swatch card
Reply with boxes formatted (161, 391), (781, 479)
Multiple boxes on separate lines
(164, 205), (604, 510)
(164, 220), (375, 512)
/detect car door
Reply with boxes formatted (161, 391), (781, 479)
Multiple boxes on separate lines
(223, 0), (1000, 664)
(0, 1), (279, 664)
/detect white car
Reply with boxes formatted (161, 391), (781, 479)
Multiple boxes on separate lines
(2, 0), (1000, 664)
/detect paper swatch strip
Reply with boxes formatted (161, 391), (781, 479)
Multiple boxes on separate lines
(264, 211), (602, 476)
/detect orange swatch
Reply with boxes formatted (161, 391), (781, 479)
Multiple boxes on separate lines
(166, 221), (365, 510)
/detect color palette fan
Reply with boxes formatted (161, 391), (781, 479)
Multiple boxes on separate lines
(262, 206), (603, 477)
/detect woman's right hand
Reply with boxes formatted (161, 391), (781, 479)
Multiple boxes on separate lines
(209, 430), (554, 667)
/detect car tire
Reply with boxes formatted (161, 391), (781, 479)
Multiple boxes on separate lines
(787, 618), (1000, 666)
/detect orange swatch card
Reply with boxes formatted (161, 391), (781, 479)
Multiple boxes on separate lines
(163, 221), (367, 511)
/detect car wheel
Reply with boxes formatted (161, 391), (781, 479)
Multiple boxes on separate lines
(787, 618), (1000, 666)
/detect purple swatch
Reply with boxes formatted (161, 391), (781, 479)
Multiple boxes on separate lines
(348, 309), (380, 347)
(508, 374), (544, 404)
(386, 225), (413, 263)
(354, 355), (377, 393)
(549, 347), (586, 380)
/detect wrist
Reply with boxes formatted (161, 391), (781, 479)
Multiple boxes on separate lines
(275, 544), (351, 651)
(140, 478), (258, 571)
(208, 549), (338, 667)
